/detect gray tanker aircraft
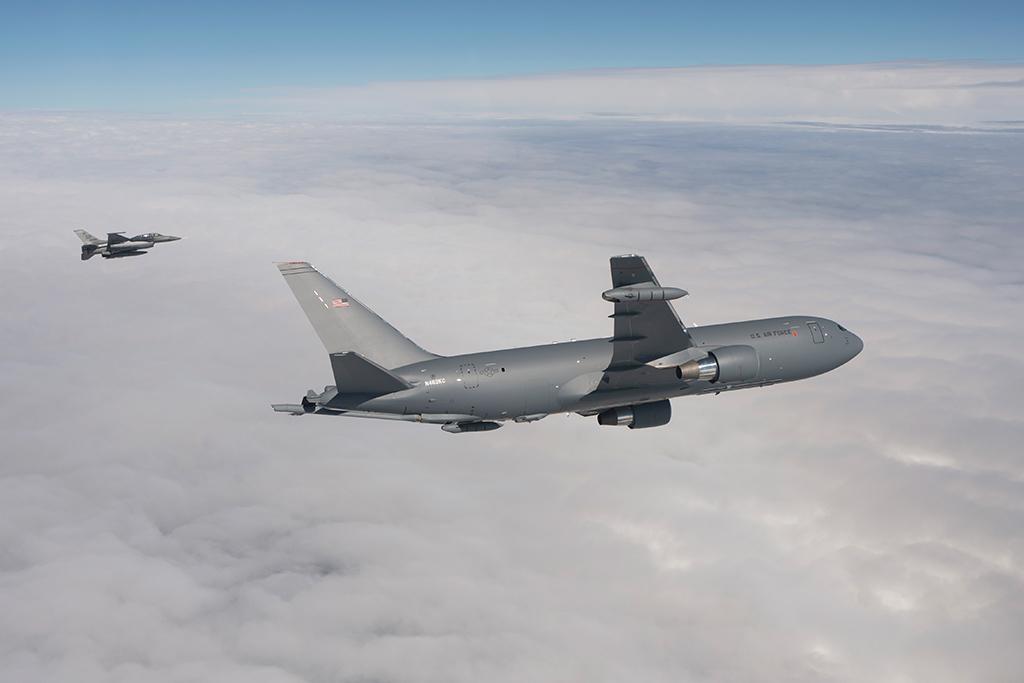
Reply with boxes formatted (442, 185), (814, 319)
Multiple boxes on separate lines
(75, 229), (181, 260)
(273, 256), (863, 433)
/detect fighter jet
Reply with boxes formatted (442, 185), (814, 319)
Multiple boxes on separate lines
(75, 229), (181, 260)
(272, 256), (863, 433)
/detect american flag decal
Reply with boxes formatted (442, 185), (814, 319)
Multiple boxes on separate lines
(331, 298), (350, 308)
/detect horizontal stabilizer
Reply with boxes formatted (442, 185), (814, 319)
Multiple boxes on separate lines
(330, 352), (411, 396)
(272, 404), (307, 415)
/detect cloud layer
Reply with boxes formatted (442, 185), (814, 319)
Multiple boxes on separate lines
(1, 113), (1023, 682)
(241, 62), (1024, 125)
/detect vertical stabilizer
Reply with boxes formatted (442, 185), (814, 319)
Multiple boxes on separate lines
(74, 229), (102, 245)
(277, 262), (438, 369)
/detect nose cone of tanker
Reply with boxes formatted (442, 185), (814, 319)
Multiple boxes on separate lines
(850, 331), (864, 358)
(837, 322), (864, 365)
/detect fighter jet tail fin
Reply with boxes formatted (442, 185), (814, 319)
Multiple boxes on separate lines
(330, 352), (411, 395)
(277, 261), (438, 370)
(74, 229), (102, 245)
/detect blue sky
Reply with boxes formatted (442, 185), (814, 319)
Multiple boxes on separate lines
(1, 0), (1022, 109)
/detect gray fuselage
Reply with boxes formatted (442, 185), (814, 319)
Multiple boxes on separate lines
(348, 316), (862, 421)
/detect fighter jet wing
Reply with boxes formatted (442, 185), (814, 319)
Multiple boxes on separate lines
(607, 255), (693, 369)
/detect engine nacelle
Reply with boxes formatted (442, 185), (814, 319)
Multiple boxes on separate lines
(597, 399), (672, 429)
(676, 345), (760, 384)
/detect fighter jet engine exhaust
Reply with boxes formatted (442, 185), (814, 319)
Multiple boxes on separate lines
(676, 345), (760, 384)
(597, 400), (672, 429)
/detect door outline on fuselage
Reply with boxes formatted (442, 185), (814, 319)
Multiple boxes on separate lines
(460, 364), (479, 389)
(807, 322), (825, 344)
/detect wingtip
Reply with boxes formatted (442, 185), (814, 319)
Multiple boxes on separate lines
(276, 261), (311, 271)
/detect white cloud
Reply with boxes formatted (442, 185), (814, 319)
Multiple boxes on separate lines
(237, 62), (1024, 126)
(0, 112), (1023, 682)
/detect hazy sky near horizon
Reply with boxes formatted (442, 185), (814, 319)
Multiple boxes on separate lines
(1, 113), (1023, 682)
(1, 0), (1023, 110)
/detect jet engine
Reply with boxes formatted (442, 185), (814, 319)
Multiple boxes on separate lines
(597, 399), (671, 429)
(676, 345), (760, 384)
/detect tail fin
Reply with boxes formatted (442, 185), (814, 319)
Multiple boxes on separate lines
(277, 262), (437, 369)
(74, 229), (102, 245)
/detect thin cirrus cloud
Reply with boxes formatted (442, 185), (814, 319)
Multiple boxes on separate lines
(239, 61), (1024, 125)
(0, 100), (1022, 683)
